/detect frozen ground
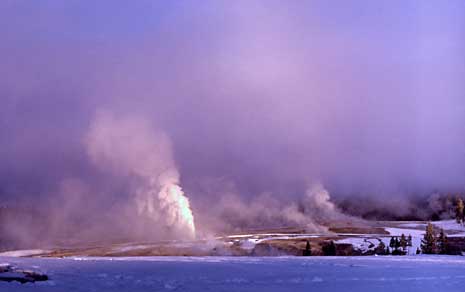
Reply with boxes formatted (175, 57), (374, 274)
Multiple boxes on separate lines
(1, 256), (465, 292)
(432, 220), (465, 237)
(335, 220), (465, 255)
(0, 220), (462, 258)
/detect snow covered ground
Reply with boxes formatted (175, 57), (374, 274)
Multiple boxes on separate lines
(384, 227), (425, 255)
(432, 220), (465, 237)
(1, 256), (465, 291)
(1, 220), (464, 291)
(336, 220), (465, 255)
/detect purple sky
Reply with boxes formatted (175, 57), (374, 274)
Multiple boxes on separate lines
(1, 0), (465, 204)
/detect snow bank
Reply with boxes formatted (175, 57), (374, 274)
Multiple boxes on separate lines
(335, 237), (378, 253)
(1, 256), (465, 291)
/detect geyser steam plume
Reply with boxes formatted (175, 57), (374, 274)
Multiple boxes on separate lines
(85, 110), (195, 239)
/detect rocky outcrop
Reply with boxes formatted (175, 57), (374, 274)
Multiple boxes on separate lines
(0, 263), (48, 284)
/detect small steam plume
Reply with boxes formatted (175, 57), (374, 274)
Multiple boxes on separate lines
(302, 184), (337, 218)
(85, 110), (195, 239)
(194, 180), (347, 234)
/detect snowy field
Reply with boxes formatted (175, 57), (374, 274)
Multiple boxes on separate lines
(1, 220), (465, 291)
(2, 256), (465, 292)
(335, 220), (465, 255)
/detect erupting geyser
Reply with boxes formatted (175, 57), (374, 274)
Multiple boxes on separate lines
(136, 171), (196, 238)
(85, 110), (196, 239)
(157, 181), (196, 238)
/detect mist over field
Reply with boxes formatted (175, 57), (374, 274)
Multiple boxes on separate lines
(0, 1), (464, 245)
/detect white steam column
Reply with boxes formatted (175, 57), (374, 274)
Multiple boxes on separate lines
(85, 110), (196, 239)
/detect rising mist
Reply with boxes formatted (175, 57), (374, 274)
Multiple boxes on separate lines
(0, 1), (464, 246)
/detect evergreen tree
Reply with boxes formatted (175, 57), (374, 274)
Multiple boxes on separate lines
(303, 240), (312, 256)
(394, 237), (400, 251)
(391, 237), (403, 255)
(437, 229), (448, 254)
(322, 240), (336, 256)
(406, 234), (413, 254)
(400, 234), (407, 252)
(375, 241), (386, 255)
(421, 222), (437, 254)
(389, 237), (395, 249)
(456, 198), (464, 224)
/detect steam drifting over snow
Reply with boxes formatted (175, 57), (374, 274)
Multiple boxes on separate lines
(194, 181), (351, 234)
(0, 0), (464, 248)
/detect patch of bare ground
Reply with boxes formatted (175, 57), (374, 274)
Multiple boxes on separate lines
(328, 226), (389, 235)
(216, 227), (307, 237)
(252, 235), (360, 256)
